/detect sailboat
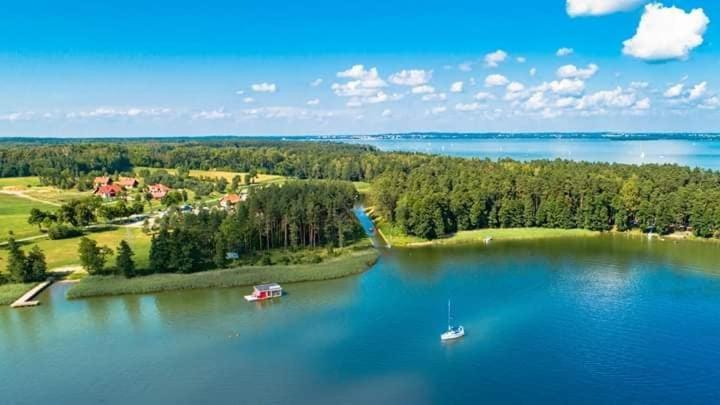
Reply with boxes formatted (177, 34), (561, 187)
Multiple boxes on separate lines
(441, 299), (465, 341)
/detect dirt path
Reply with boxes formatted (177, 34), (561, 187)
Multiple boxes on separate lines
(0, 190), (61, 207)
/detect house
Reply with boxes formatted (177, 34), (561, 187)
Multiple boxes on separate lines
(93, 184), (123, 199)
(220, 193), (242, 209)
(149, 183), (171, 199)
(244, 283), (283, 302)
(93, 176), (112, 187)
(117, 177), (139, 189)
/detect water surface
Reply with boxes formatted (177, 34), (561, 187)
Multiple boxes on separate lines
(2, 235), (720, 403)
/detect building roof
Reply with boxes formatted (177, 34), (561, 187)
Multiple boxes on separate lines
(93, 176), (111, 185)
(94, 184), (123, 195)
(149, 183), (171, 192)
(255, 283), (282, 291)
(117, 177), (138, 187)
(221, 193), (242, 204)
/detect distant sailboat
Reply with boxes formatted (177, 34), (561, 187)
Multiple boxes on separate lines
(441, 299), (465, 341)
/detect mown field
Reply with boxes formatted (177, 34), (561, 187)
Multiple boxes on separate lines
(134, 167), (285, 185)
(0, 176), (42, 189)
(0, 227), (152, 271)
(67, 247), (379, 299)
(0, 193), (56, 242)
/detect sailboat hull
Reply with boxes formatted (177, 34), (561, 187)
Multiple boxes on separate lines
(441, 326), (465, 341)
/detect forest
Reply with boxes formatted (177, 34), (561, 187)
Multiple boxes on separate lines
(3, 139), (720, 240)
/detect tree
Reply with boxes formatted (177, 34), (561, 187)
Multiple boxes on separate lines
(78, 237), (112, 275)
(6, 236), (27, 283)
(28, 208), (47, 230)
(116, 240), (136, 278)
(25, 246), (47, 282)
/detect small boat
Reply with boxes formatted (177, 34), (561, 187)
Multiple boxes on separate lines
(441, 299), (465, 341)
(244, 283), (283, 302)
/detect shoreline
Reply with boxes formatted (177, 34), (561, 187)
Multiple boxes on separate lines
(66, 247), (380, 299)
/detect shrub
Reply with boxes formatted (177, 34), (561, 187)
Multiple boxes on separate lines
(47, 223), (83, 240)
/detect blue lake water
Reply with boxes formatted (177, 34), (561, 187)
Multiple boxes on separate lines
(305, 133), (720, 170)
(2, 235), (720, 404)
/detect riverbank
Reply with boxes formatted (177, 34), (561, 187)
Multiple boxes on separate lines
(0, 283), (37, 305)
(66, 247), (379, 299)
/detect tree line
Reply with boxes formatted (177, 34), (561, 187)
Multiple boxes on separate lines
(369, 157), (720, 239)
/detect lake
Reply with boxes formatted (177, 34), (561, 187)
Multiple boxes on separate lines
(2, 235), (720, 404)
(303, 133), (720, 170)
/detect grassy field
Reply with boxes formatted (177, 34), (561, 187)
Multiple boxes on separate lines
(66, 247), (380, 299)
(20, 187), (91, 205)
(0, 193), (56, 242)
(0, 283), (36, 305)
(0, 176), (42, 189)
(134, 167), (285, 185)
(353, 181), (372, 195)
(0, 227), (152, 271)
(384, 226), (601, 247)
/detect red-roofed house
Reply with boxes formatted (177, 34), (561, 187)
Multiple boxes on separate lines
(220, 193), (242, 209)
(117, 177), (139, 189)
(94, 184), (123, 199)
(93, 176), (112, 187)
(149, 184), (171, 199)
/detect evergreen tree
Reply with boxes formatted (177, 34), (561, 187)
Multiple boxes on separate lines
(116, 240), (136, 278)
(78, 237), (112, 275)
(6, 236), (27, 283)
(25, 246), (47, 282)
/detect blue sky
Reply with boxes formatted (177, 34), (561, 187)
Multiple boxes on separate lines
(1, 0), (719, 136)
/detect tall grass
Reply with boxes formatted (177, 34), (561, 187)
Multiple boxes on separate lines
(67, 248), (379, 299)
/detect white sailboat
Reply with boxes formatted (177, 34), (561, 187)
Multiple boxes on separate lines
(441, 299), (465, 341)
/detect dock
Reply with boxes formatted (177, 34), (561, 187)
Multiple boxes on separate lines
(10, 280), (53, 308)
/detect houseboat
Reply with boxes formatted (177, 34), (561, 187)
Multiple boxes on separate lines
(244, 283), (283, 302)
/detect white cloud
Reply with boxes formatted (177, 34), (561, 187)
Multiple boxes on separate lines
(458, 62), (473, 72)
(485, 74), (509, 87)
(332, 65), (388, 104)
(411, 85), (435, 94)
(524, 92), (547, 111)
(381, 109), (392, 117)
(67, 107), (172, 119)
(529, 67), (537, 77)
(516, 57), (527, 63)
(548, 79), (585, 95)
(389, 69), (432, 86)
(306, 98), (320, 106)
(193, 109), (230, 120)
(556, 63), (599, 79)
(450, 81), (464, 93)
(556, 47), (574, 57)
(310, 78), (323, 87)
(630, 81), (649, 89)
(699, 96), (720, 110)
(622, 4), (709, 61)
(664, 83), (684, 98)
(251, 82), (277, 93)
(688, 81), (707, 100)
(0, 111), (36, 122)
(484, 50), (508, 67)
(235, 90), (245, 95)
(633, 97), (651, 110)
(366, 91), (390, 103)
(243, 97), (255, 104)
(474, 92), (495, 101)
(430, 106), (447, 115)
(506, 81), (525, 93)
(555, 97), (578, 108)
(422, 93), (447, 101)
(455, 102), (485, 112)
(567, 0), (644, 17)
(576, 87), (637, 110)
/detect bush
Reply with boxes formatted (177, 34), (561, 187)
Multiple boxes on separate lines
(47, 223), (83, 240)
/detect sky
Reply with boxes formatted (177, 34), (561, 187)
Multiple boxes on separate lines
(0, 0), (719, 136)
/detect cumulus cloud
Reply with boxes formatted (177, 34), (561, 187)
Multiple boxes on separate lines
(455, 102), (485, 112)
(193, 109), (230, 120)
(310, 78), (323, 87)
(556, 63), (599, 79)
(474, 92), (495, 101)
(622, 4), (709, 61)
(633, 97), (651, 110)
(485, 74), (509, 87)
(430, 106), (447, 115)
(389, 69), (432, 86)
(524, 92), (547, 111)
(545, 79), (586, 95)
(306, 98), (320, 106)
(411, 85), (435, 94)
(529, 68), (537, 77)
(450, 81), (464, 93)
(332, 65), (389, 105)
(699, 96), (720, 110)
(576, 87), (637, 110)
(243, 97), (255, 104)
(516, 57), (527, 63)
(458, 62), (473, 72)
(567, 0), (644, 17)
(688, 81), (707, 100)
(251, 82), (277, 93)
(381, 109), (392, 117)
(67, 107), (172, 119)
(422, 93), (447, 102)
(506, 82), (525, 93)
(664, 83), (684, 98)
(484, 50), (508, 67)
(556, 47), (574, 57)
